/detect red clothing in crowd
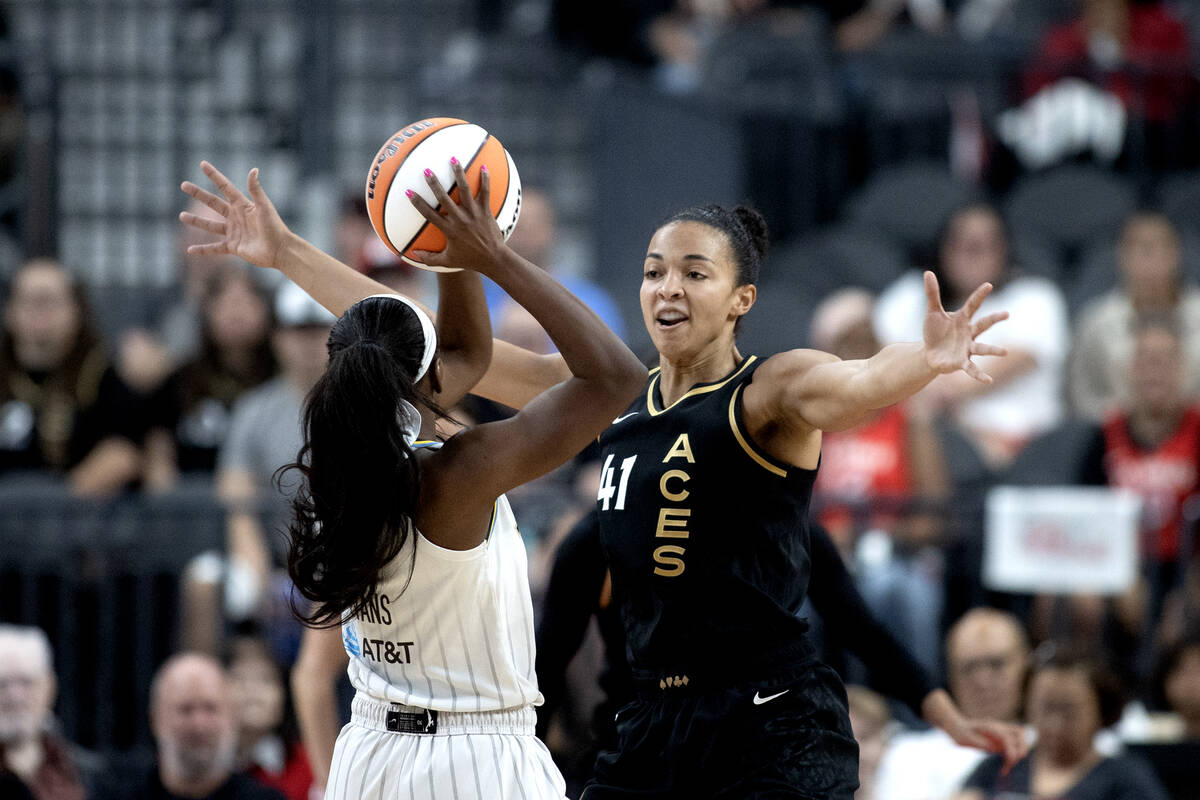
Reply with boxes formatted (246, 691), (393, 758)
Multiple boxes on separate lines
(814, 405), (912, 538)
(1102, 406), (1200, 562)
(246, 741), (315, 800)
(1024, 2), (1191, 123)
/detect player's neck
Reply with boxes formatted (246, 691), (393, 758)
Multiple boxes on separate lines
(657, 346), (741, 407)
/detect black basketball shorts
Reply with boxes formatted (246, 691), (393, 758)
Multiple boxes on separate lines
(581, 662), (859, 799)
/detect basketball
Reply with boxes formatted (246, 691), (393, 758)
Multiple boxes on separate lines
(365, 117), (522, 272)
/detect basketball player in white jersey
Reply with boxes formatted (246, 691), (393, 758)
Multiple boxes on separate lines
(180, 160), (646, 799)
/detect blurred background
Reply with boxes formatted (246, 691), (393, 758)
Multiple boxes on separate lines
(3, 0), (1200, 798)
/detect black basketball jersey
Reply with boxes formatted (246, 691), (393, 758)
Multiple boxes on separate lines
(596, 355), (817, 685)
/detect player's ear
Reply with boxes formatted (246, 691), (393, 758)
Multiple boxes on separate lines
(731, 283), (756, 320)
(429, 357), (444, 396)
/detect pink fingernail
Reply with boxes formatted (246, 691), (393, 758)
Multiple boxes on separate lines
(424, 168), (433, 178)
(480, 164), (488, 173)
(405, 189), (414, 198)
(450, 157), (459, 166)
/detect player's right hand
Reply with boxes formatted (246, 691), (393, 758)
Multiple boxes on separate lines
(180, 161), (292, 271)
(407, 158), (505, 274)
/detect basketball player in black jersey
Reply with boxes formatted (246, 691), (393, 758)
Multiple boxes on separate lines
(181, 166), (1027, 795)
(475, 204), (1027, 798)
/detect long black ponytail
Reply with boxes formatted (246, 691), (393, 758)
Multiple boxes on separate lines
(283, 296), (443, 628)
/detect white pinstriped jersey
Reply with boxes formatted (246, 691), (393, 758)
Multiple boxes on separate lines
(341, 459), (542, 713)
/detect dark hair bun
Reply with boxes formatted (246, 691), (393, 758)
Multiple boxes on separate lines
(732, 205), (769, 262)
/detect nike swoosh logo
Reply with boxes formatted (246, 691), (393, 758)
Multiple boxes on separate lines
(612, 413), (638, 424)
(752, 690), (789, 705)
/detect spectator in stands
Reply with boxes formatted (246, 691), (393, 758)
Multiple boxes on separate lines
(643, 0), (833, 93)
(101, 653), (285, 800)
(143, 265), (278, 491)
(810, 287), (950, 675)
(117, 200), (251, 397)
(489, 186), (626, 349)
(875, 608), (1030, 800)
(0, 625), (100, 799)
(955, 646), (1167, 800)
(227, 635), (314, 800)
(181, 280), (334, 657)
(0, 258), (147, 495)
(874, 203), (1070, 468)
(1001, 0), (1194, 171)
(1070, 212), (1200, 421)
(1024, 0), (1192, 126)
(1156, 632), (1200, 739)
(1077, 319), (1200, 639)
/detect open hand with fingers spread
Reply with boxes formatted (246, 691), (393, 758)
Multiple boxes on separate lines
(920, 270), (1009, 382)
(179, 161), (292, 271)
(406, 159), (508, 274)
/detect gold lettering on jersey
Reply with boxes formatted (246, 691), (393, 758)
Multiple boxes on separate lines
(654, 436), (695, 577)
(653, 545), (686, 577)
(659, 469), (690, 501)
(662, 434), (695, 464)
(656, 507), (691, 538)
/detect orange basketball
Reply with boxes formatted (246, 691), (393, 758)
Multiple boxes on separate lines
(365, 118), (522, 272)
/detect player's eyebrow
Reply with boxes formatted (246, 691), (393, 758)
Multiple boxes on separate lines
(645, 252), (714, 262)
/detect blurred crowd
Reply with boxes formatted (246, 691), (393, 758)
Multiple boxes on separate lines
(4, 1), (1200, 799)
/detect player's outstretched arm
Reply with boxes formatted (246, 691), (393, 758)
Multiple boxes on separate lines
(181, 162), (393, 315)
(750, 272), (1008, 433)
(181, 161), (567, 409)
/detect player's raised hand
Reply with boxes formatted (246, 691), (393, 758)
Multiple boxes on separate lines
(180, 161), (291, 271)
(407, 158), (505, 273)
(920, 270), (1009, 383)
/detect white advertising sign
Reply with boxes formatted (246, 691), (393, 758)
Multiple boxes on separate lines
(984, 486), (1141, 595)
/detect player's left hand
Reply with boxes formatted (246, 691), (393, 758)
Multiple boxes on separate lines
(920, 271), (1009, 383)
(946, 717), (1029, 775)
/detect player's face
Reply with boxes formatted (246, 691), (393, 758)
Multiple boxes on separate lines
(1027, 668), (1101, 765)
(640, 221), (754, 363)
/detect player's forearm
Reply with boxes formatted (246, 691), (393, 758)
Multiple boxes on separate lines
(273, 231), (404, 317)
(853, 343), (940, 410)
(431, 271), (492, 404)
(804, 343), (938, 431)
(291, 667), (341, 787)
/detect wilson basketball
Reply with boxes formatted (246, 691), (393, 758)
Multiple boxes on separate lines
(365, 118), (522, 272)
